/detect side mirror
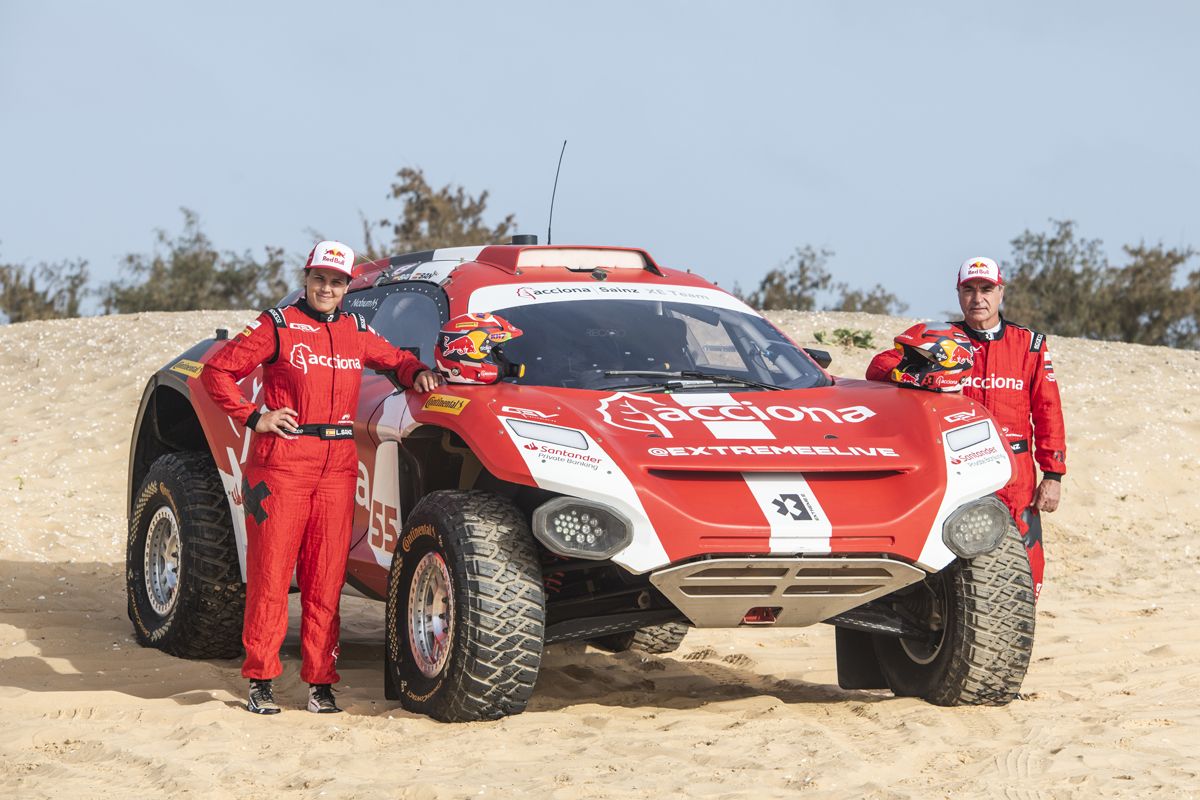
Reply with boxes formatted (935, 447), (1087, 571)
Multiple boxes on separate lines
(804, 348), (832, 369)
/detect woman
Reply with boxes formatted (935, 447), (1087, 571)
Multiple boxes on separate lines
(201, 240), (442, 714)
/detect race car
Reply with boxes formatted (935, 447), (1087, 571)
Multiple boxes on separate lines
(126, 240), (1035, 722)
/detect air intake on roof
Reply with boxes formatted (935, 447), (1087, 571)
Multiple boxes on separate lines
(515, 248), (649, 271)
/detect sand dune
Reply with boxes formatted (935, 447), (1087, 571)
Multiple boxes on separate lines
(1, 310), (1198, 798)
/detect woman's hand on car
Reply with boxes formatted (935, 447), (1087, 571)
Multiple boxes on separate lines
(412, 369), (445, 393)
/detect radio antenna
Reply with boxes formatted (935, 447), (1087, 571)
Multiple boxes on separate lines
(547, 139), (567, 245)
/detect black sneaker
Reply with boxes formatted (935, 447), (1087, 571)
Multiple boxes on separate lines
(307, 683), (343, 714)
(247, 679), (281, 715)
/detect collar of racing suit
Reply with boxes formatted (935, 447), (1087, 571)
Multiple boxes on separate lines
(295, 297), (342, 324)
(956, 315), (1008, 342)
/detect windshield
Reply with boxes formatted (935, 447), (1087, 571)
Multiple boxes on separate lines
(490, 299), (826, 390)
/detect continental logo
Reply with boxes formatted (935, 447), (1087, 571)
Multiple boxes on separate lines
(422, 394), (470, 415)
(402, 523), (436, 553)
(169, 359), (204, 378)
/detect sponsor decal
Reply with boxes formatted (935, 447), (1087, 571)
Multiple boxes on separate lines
(402, 523), (435, 553)
(288, 343), (362, 374)
(772, 493), (816, 521)
(598, 393), (674, 438)
(289, 322), (320, 333)
(443, 333), (482, 356)
(169, 359), (204, 378)
(943, 409), (977, 424)
(647, 444), (899, 458)
(516, 285), (593, 301)
(963, 375), (1025, 390)
(526, 442), (604, 471)
(347, 297), (378, 309)
(597, 392), (875, 439)
(239, 318), (263, 338)
(410, 272), (436, 281)
(500, 405), (559, 420)
(949, 444), (1005, 468)
(422, 394), (470, 415)
(1030, 332), (1045, 352)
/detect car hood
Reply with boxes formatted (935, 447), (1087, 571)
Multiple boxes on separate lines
(372, 378), (1008, 574)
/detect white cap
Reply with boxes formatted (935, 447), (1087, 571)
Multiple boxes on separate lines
(957, 256), (1003, 286)
(305, 240), (355, 277)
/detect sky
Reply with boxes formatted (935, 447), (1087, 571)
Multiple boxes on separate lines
(2, 1), (1197, 319)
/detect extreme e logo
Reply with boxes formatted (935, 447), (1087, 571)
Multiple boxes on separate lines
(288, 343), (362, 374)
(597, 392), (875, 439)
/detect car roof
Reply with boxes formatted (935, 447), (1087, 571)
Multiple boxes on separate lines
(346, 244), (722, 297)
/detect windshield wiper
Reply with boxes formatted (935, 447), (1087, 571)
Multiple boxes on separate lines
(603, 370), (783, 391)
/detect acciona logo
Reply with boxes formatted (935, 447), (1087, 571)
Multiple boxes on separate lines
(288, 343), (362, 374)
(597, 392), (875, 439)
(963, 375), (1025, 390)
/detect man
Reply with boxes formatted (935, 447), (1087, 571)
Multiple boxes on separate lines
(866, 256), (1066, 598)
(202, 240), (443, 714)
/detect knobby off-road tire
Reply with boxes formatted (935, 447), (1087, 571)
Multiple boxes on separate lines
(127, 452), (244, 659)
(386, 490), (545, 722)
(591, 622), (689, 655)
(873, 526), (1035, 705)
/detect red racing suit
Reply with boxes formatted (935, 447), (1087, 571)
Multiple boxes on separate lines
(202, 299), (427, 683)
(866, 318), (1066, 597)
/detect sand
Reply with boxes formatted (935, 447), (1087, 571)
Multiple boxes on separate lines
(1, 309), (1198, 799)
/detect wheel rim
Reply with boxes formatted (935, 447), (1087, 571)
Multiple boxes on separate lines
(899, 577), (948, 665)
(408, 551), (454, 678)
(144, 506), (181, 616)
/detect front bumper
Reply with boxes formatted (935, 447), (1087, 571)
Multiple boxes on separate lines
(648, 557), (927, 627)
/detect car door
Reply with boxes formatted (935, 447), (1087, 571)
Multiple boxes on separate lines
(343, 282), (448, 597)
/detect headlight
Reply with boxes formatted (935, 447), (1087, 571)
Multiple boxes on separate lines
(505, 418), (589, 450)
(532, 497), (633, 559)
(945, 421), (991, 451)
(942, 496), (1012, 558)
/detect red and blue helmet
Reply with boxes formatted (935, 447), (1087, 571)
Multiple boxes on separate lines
(888, 322), (974, 392)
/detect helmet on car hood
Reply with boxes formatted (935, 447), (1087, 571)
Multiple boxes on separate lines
(436, 312), (524, 384)
(888, 322), (973, 392)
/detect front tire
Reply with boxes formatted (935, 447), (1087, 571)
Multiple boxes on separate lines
(126, 452), (244, 658)
(386, 490), (545, 722)
(873, 526), (1036, 705)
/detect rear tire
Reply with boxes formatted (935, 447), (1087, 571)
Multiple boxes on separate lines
(126, 452), (244, 659)
(873, 526), (1035, 705)
(591, 622), (689, 655)
(386, 490), (545, 722)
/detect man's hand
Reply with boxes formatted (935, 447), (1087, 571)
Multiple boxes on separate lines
(255, 407), (300, 438)
(1034, 478), (1061, 512)
(412, 369), (445, 393)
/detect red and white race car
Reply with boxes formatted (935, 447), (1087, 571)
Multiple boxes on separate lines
(126, 241), (1035, 721)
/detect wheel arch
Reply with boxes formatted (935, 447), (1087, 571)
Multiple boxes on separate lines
(128, 374), (209, 519)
